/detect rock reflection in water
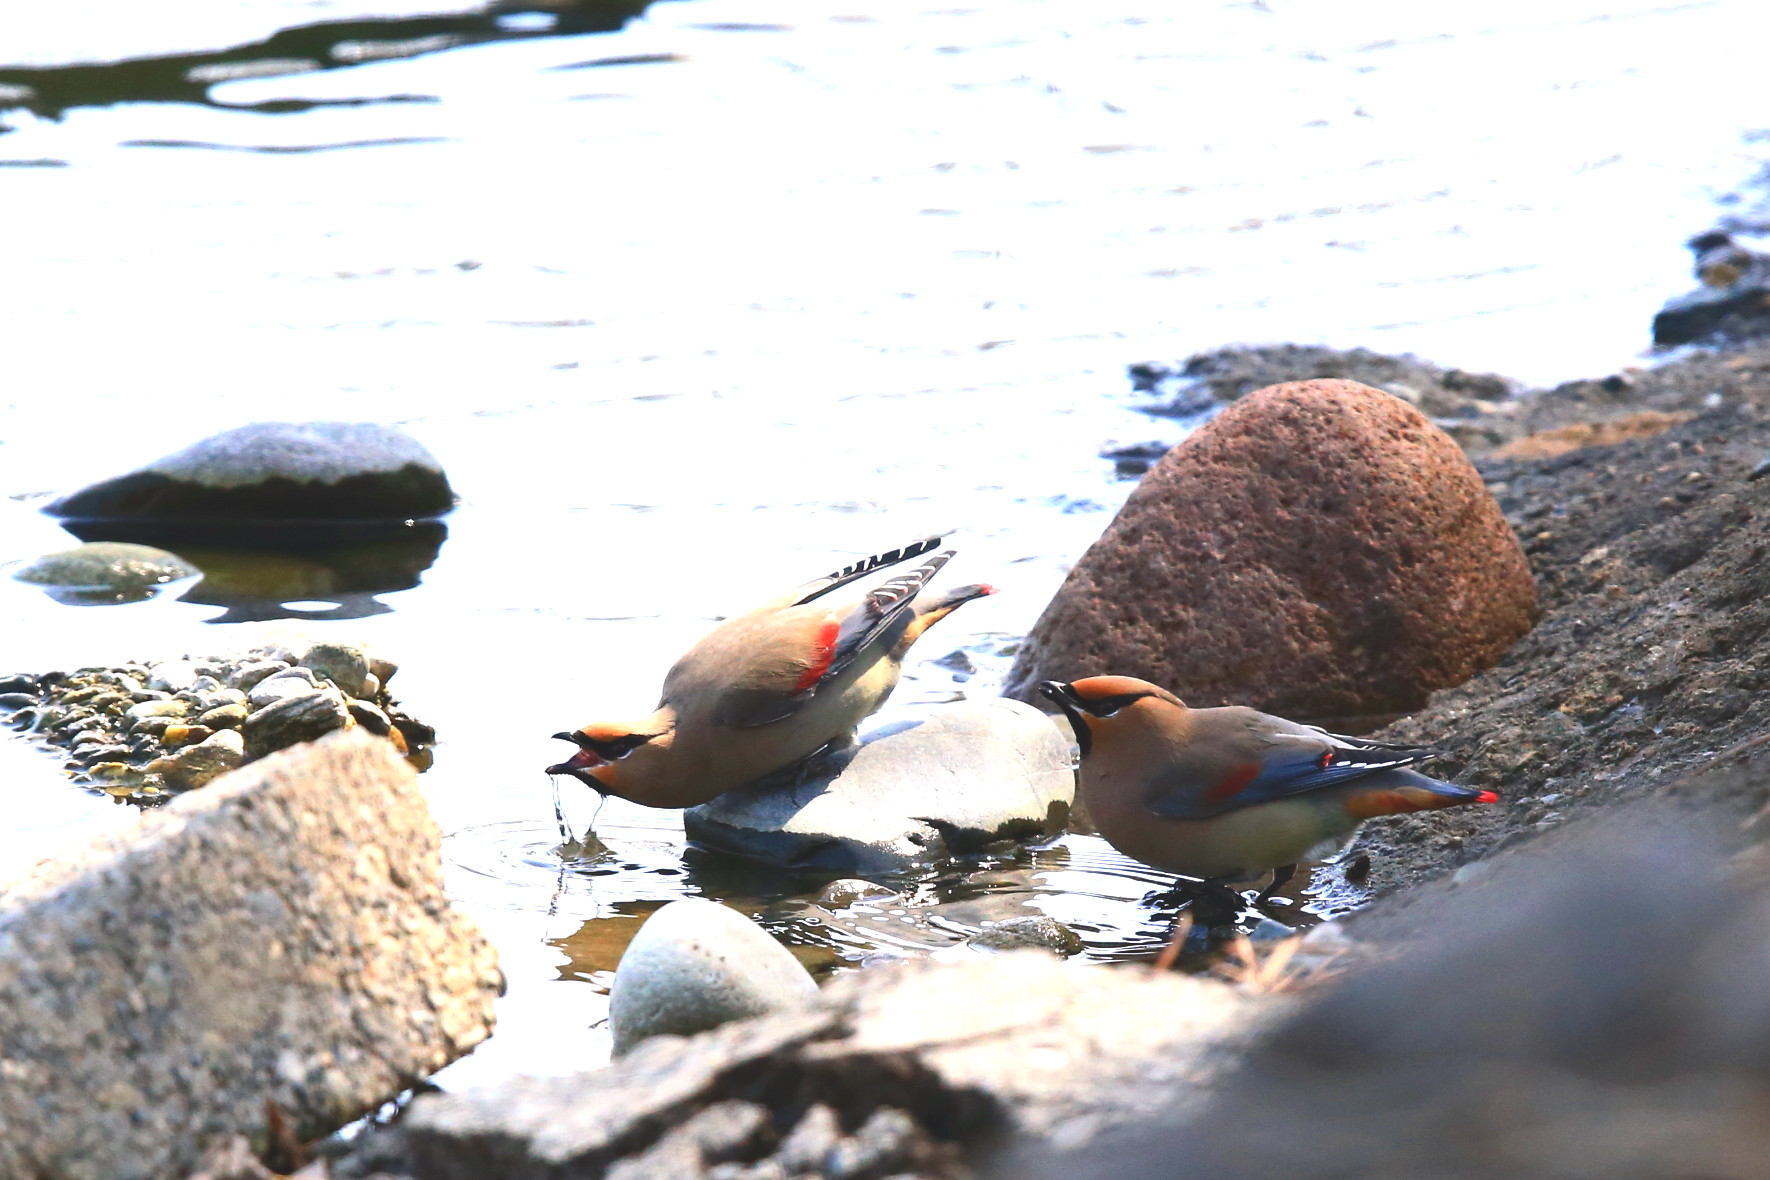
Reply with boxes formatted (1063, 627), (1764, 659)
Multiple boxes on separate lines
(0, 1), (652, 118)
(60, 519), (446, 622)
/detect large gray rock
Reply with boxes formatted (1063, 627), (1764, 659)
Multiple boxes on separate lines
(0, 729), (501, 1180)
(10, 541), (198, 605)
(46, 421), (454, 523)
(355, 952), (1270, 1179)
(684, 699), (1075, 873)
(609, 898), (818, 1057)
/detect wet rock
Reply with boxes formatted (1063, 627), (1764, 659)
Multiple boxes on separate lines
(197, 702), (248, 730)
(608, 898), (818, 1057)
(0, 730), (499, 1180)
(10, 541), (198, 605)
(685, 700), (1075, 873)
(1041, 805), (1770, 1180)
(369, 654), (399, 686)
(300, 640), (370, 698)
(0, 692), (36, 711)
(1653, 282), (1770, 347)
(1130, 345), (1517, 420)
(242, 688), (351, 758)
(348, 951), (1264, 1179)
(247, 666), (322, 708)
(818, 879), (898, 908)
(1006, 379), (1538, 726)
(967, 915), (1084, 958)
(228, 659), (290, 692)
(147, 728), (245, 790)
(45, 420), (455, 524)
(347, 699), (394, 735)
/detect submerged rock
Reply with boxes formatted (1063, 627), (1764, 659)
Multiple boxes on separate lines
(1006, 379), (1539, 727)
(11, 541), (197, 605)
(608, 897), (817, 1057)
(0, 730), (500, 1180)
(46, 421), (454, 524)
(685, 699), (1075, 873)
(967, 915), (1085, 958)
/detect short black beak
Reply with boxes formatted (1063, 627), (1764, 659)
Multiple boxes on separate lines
(1038, 680), (1091, 758)
(546, 732), (607, 785)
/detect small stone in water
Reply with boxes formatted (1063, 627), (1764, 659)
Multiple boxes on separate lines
(968, 915), (1085, 958)
(0, 692), (36, 711)
(125, 698), (189, 725)
(1247, 917), (1296, 942)
(817, 879), (898, 908)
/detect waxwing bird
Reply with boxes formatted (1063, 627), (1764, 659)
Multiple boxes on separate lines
(548, 534), (993, 809)
(1039, 676), (1496, 915)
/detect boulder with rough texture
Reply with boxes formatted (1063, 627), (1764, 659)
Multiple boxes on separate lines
(1006, 379), (1538, 725)
(46, 421), (454, 523)
(348, 951), (1270, 1179)
(11, 541), (198, 605)
(0, 729), (501, 1180)
(609, 898), (818, 1056)
(684, 699), (1075, 873)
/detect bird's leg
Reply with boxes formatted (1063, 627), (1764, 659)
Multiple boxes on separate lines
(1255, 863), (1298, 906)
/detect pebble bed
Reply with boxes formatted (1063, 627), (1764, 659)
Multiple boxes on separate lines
(0, 640), (433, 801)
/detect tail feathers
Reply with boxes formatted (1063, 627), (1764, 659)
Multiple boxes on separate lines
(793, 533), (947, 606)
(1341, 769), (1497, 821)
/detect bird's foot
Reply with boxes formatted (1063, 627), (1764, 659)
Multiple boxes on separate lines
(1143, 879), (1251, 931)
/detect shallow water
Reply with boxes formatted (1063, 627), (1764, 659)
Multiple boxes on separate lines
(1, 0), (1765, 1089)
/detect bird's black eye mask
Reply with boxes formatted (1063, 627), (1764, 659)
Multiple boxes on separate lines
(1038, 681), (1150, 719)
(552, 731), (659, 762)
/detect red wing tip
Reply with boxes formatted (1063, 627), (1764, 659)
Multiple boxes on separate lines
(1475, 790), (1500, 804)
(977, 583), (997, 596)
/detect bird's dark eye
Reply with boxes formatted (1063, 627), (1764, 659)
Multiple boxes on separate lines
(591, 733), (655, 760)
(1083, 692), (1147, 718)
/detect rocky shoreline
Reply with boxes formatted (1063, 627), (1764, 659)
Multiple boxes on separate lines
(8, 335), (1770, 1176)
(1, 639), (434, 800)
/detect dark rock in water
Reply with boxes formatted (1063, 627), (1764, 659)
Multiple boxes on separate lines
(684, 700), (1075, 874)
(11, 541), (198, 605)
(1098, 440), (1172, 479)
(607, 898), (818, 1057)
(47, 421), (454, 524)
(967, 915), (1084, 958)
(1652, 283), (1770, 347)
(1130, 345), (1517, 420)
(0, 731), (498, 1180)
(1007, 380), (1539, 727)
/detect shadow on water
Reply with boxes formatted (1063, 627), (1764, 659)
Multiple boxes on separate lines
(58, 518), (447, 622)
(0, 0), (653, 120)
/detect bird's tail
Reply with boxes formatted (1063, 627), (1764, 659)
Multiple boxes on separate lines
(791, 533), (948, 606)
(1341, 768), (1497, 820)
